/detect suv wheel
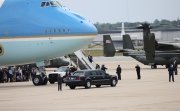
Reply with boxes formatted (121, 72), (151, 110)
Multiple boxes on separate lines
(69, 85), (76, 89)
(111, 78), (117, 87)
(85, 80), (91, 89)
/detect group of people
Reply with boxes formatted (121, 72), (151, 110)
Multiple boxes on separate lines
(116, 64), (141, 80)
(115, 62), (179, 82)
(0, 65), (34, 83)
(95, 63), (140, 80)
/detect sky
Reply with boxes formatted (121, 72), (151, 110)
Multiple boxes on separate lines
(61, 0), (180, 23)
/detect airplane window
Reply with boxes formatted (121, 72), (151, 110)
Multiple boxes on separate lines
(58, 29), (61, 32)
(41, 2), (46, 7)
(45, 29), (48, 33)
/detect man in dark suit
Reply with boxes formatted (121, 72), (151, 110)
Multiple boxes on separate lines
(168, 64), (175, 82)
(57, 74), (62, 91)
(135, 65), (141, 80)
(116, 65), (121, 80)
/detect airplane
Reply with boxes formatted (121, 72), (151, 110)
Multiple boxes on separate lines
(104, 22), (180, 69)
(103, 22), (125, 57)
(138, 23), (180, 51)
(125, 34), (180, 68)
(103, 34), (153, 66)
(0, 0), (97, 85)
(104, 34), (180, 69)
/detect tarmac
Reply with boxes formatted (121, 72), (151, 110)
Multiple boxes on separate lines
(0, 56), (180, 111)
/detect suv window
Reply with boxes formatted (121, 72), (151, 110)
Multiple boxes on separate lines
(97, 70), (106, 76)
(73, 71), (84, 76)
(90, 71), (97, 76)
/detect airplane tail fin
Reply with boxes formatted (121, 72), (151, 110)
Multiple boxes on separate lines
(123, 34), (135, 56)
(144, 33), (155, 61)
(123, 34), (135, 50)
(103, 35), (116, 57)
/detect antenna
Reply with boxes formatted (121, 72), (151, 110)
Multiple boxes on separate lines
(120, 22), (125, 37)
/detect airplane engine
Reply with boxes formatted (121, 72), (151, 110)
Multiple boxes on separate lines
(0, 44), (4, 56)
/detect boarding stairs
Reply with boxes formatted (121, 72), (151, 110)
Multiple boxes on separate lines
(68, 50), (95, 70)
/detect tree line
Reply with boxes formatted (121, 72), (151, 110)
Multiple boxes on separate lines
(94, 19), (180, 32)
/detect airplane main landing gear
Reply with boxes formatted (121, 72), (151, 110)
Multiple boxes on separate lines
(32, 73), (48, 86)
(32, 66), (48, 86)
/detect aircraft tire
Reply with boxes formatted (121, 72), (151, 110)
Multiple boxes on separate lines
(33, 75), (43, 86)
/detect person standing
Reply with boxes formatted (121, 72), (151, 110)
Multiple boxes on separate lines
(173, 60), (178, 75)
(0, 68), (3, 83)
(101, 65), (107, 72)
(57, 74), (62, 91)
(168, 64), (175, 82)
(135, 65), (141, 80)
(8, 67), (14, 82)
(95, 64), (100, 69)
(88, 55), (93, 63)
(116, 65), (121, 80)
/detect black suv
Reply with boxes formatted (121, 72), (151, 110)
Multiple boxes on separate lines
(65, 70), (118, 89)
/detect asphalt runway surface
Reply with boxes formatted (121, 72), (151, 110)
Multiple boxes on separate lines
(0, 56), (180, 111)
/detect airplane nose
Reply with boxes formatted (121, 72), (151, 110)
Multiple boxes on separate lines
(89, 22), (98, 34)
(68, 12), (98, 35)
(81, 20), (98, 35)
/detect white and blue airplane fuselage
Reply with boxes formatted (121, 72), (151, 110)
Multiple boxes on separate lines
(0, 0), (97, 66)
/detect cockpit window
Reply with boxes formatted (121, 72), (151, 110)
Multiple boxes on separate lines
(46, 2), (50, 6)
(41, 1), (62, 7)
(41, 2), (46, 7)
